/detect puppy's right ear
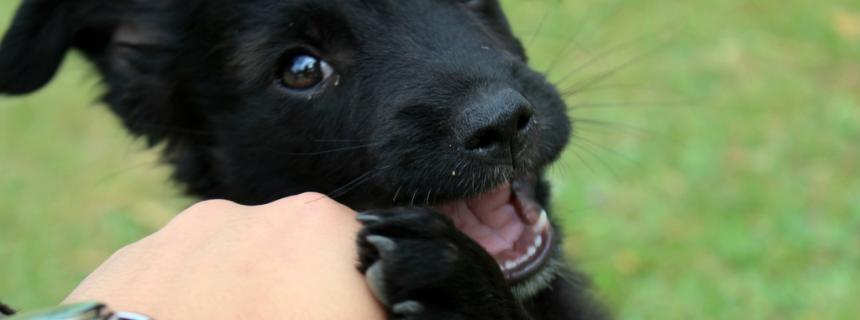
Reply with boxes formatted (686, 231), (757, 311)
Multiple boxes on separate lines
(0, 0), (105, 94)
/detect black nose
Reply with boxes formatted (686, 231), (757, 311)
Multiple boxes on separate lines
(458, 88), (535, 164)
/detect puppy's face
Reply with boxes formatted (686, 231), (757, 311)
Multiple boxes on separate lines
(1, 0), (571, 294)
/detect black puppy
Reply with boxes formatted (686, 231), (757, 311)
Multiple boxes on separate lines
(1, 0), (608, 319)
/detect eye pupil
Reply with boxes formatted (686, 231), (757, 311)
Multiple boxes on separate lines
(281, 54), (329, 90)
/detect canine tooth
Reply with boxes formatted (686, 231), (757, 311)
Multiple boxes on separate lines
(535, 235), (543, 248)
(527, 246), (537, 257)
(504, 261), (517, 270)
(532, 209), (549, 232)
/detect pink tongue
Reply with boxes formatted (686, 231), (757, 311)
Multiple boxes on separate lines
(437, 184), (526, 256)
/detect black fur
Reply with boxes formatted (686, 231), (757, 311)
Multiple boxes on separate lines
(1, 0), (608, 319)
(0, 301), (14, 316)
(357, 208), (529, 320)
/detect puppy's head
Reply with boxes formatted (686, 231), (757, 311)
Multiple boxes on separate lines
(1, 0), (572, 296)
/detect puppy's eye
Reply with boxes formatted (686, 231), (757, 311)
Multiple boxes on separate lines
(280, 53), (334, 90)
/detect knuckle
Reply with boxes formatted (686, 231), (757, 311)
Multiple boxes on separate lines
(112, 242), (137, 256)
(266, 192), (336, 211)
(172, 199), (241, 224)
(185, 199), (240, 214)
(264, 193), (355, 228)
(292, 192), (332, 203)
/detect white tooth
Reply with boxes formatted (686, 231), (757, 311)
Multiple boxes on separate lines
(516, 254), (529, 265)
(527, 246), (537, 257)
(505, 261), (517, 270)
(532, 209), (549, 232)
(535, 235), (543, 248)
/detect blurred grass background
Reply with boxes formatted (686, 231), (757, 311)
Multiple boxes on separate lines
(1, 0), (858, 318)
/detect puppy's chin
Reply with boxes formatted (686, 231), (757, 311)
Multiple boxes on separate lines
(511, 256), (564, 299)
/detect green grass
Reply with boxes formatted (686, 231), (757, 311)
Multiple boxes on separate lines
(2, 0), (859, 318)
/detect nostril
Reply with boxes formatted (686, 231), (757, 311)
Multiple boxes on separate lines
(457, 88), (534, 162)
(465, 128), (504, 151)
(516, 108), (533, 132)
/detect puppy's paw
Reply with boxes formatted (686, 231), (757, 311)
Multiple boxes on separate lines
(357, 208), (525, 320)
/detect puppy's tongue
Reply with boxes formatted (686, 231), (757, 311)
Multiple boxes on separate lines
(437, 184), (523, 255)
(436, 180), (552, 280)
(435, 181), (546, 254)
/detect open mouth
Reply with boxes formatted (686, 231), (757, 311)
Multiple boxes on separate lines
(435, 176), (553, 282)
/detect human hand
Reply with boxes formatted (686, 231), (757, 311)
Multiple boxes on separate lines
(64, 193), (384, 320)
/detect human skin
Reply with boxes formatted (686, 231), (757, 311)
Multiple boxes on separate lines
(64, 193), (385, 320)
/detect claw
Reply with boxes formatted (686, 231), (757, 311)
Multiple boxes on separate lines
(392, 301), (424, 315)
(366, 235), (397, 256)
(356, 212), (382, 224)
(365, 262), (389, 306)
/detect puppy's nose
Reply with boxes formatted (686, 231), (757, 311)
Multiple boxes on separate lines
(458, 88), (535, 164)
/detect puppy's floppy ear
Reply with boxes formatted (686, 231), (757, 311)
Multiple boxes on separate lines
(0, 0), (117, 94)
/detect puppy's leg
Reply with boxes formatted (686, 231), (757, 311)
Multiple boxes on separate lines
(357, 208), (529, 320)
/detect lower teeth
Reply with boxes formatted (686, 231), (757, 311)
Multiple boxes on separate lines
(501, 232), (546, 271)
(500, 210), (550, 272)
